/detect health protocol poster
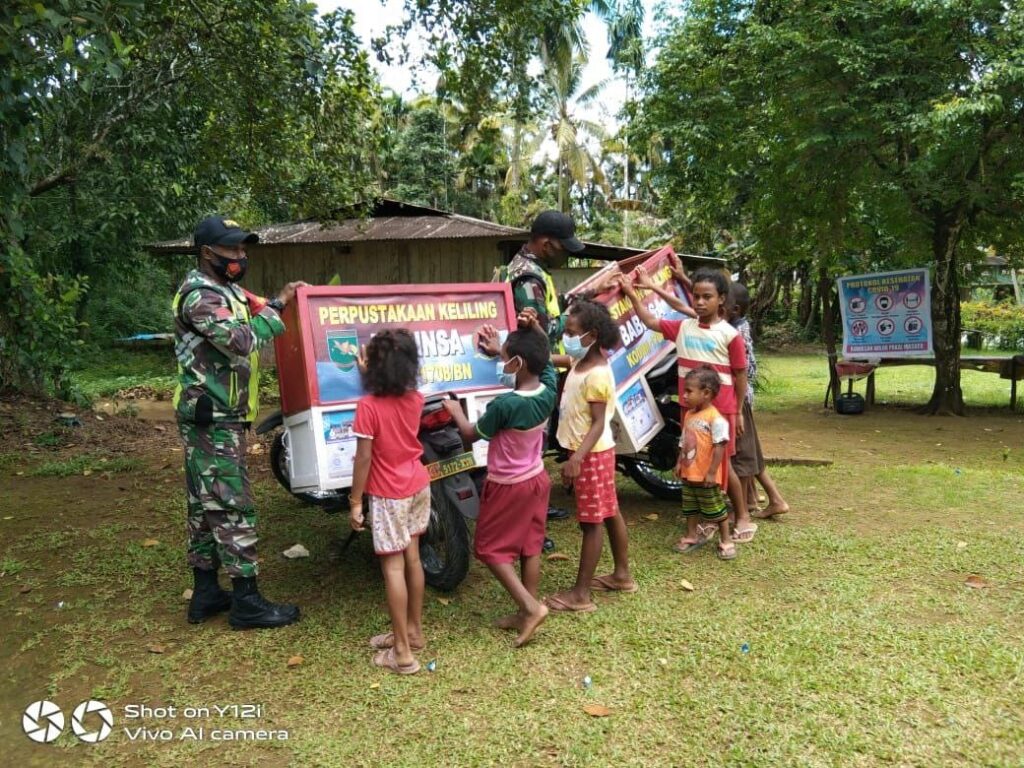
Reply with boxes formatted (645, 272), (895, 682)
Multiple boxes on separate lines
(837, 268), (932, 358)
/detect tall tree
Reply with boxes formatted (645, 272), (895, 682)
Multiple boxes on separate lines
(1, 0), (379, 393)
(381, 0), (588, 126)
(642, 0), (1024, 414)
(541, 55), (609, 213)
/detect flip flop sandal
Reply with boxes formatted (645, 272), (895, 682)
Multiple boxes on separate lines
(717, 542), (737, 560)
(673, 536), (709, 553)
(732, 524), (759, 543)
(590, 575), (639, 593)
(372, 647), (421, 675)
(545, 595), (597, 613)
(369, 632), (425, 651)
(696, 522), (720, 540)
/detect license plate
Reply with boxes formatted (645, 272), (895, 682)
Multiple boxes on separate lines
(425, 452), (477, 482)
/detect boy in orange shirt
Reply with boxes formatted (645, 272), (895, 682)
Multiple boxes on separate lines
(675, 367), (736, 560)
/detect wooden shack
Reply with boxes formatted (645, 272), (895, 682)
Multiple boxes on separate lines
(149, 199), (651, 299)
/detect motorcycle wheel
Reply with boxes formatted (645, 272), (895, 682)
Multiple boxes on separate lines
(269, 431), (345, 510)
(621, 458), (682, 501)
(619, 422), (683, 502)
(419, 480), (471, 592)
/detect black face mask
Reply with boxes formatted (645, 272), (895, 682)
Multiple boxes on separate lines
(543, 241), (567, 268)
(207, 250), (247, 282)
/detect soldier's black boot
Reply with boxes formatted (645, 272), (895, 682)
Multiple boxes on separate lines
(228, 577), (300, 630)
(187, 567), (232, 624)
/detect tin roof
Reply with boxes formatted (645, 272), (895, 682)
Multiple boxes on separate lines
(146, 198), (728, 265)
(150, 199), (525, 253)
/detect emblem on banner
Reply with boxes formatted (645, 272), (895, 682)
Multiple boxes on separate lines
(327, 329), (360, 371)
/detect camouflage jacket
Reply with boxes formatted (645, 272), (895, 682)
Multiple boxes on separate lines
(495, 245), (565, 350)
(172, 269), (285, 424)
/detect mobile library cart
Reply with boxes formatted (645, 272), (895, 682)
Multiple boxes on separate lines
(272, 283), (517, 494)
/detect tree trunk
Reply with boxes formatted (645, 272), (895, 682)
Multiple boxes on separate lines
(780, 270), (794, 316)
(804, 280), (822, 339)
(924, 214), (965, 415)
(819, 267), (842, 408)
(510, 122), (522, 192)
(796, 263), (814, 327)
(748, 268), (779, 339)
(561, 155), (569, 214)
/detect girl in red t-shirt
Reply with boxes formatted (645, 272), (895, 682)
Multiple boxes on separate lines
(349, 330), (430, 675)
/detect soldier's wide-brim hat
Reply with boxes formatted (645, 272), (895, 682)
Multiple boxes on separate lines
(193, 216), (259, 248)
(530, 210), (584, 253)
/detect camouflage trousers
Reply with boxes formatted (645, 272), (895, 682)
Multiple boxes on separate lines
(178, 421), (259, 578)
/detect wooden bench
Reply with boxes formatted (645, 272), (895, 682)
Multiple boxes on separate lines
(829, 355), (1024, 411)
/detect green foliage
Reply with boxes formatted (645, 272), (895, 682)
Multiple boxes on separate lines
(640, 0), (1024, 412)
(388, 104), (457, 209)
(1, 1), (380, 395)
(0, 243), (88, 395)
(33, 431), (64, 448)
(961, 302), (1024, 351)
(69, 349), (175, 400)
(757, 319), (806, 352)
(382, 1), (589, 123)
(0, 556), (28, 576)
(0, 453), (23, 470)
(28, 454), (143, 478)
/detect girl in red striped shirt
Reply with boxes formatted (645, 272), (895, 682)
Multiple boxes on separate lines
(620, 269), (755, 549)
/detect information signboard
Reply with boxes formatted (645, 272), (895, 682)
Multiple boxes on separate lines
(837, 268), (932, 358)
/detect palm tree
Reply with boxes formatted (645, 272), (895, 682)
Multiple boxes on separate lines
(592, 0), (645, 244)
(541, 54), (610, 213)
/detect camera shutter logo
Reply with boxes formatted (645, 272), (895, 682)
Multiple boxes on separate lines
(22, 700), (65, 743)
(71, 700), (114, 743)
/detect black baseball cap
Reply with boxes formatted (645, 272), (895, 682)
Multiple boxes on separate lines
(530, 210), (584, 253)
(193, 216), (259, 249)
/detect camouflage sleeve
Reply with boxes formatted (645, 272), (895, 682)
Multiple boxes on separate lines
(512, 276), (550, 330)
(182, 288), (285, 357)
(550, 311), (566, 339)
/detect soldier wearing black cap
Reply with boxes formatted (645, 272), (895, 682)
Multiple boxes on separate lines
(499, 210), (586, 352)
(495, 211), (586, 527)
(173, 215), (307, 629)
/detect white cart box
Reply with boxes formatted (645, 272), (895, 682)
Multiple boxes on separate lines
(610, 373), (665, 454)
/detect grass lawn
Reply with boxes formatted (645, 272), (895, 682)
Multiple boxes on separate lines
(69, 345), (1020, 413)
(756, 351), (1018, 412)
(2, 352), (1022, 766)
(71, 349), (178, 401)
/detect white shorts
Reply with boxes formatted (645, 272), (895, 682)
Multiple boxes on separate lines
(368, 486), (431, 555)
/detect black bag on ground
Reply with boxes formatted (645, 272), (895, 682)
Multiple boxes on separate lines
(836, 392), (865, 415)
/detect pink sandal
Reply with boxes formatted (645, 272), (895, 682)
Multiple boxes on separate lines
(732, 523), (758, 543)
(372, 647), (420, 675)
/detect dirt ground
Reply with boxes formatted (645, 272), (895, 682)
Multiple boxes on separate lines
(1, 393), (1022, 764)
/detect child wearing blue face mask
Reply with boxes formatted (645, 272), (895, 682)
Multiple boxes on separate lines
(444, 313), (557, 647)
(545, 298), (635, 613)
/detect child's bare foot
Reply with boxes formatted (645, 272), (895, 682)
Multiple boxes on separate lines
(752, 502), (790, 519)
(514, 604), (548, 647)
(493, 613), (523, 631)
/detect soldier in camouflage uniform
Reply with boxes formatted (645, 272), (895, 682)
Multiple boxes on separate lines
(496, 211), (587, 528)
(175, 215), (306, 629)
(498, 211), (585, 350)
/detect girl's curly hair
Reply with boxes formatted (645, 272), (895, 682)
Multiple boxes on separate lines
(567, 296), (619, 350)
(361, 329), (419, 396)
